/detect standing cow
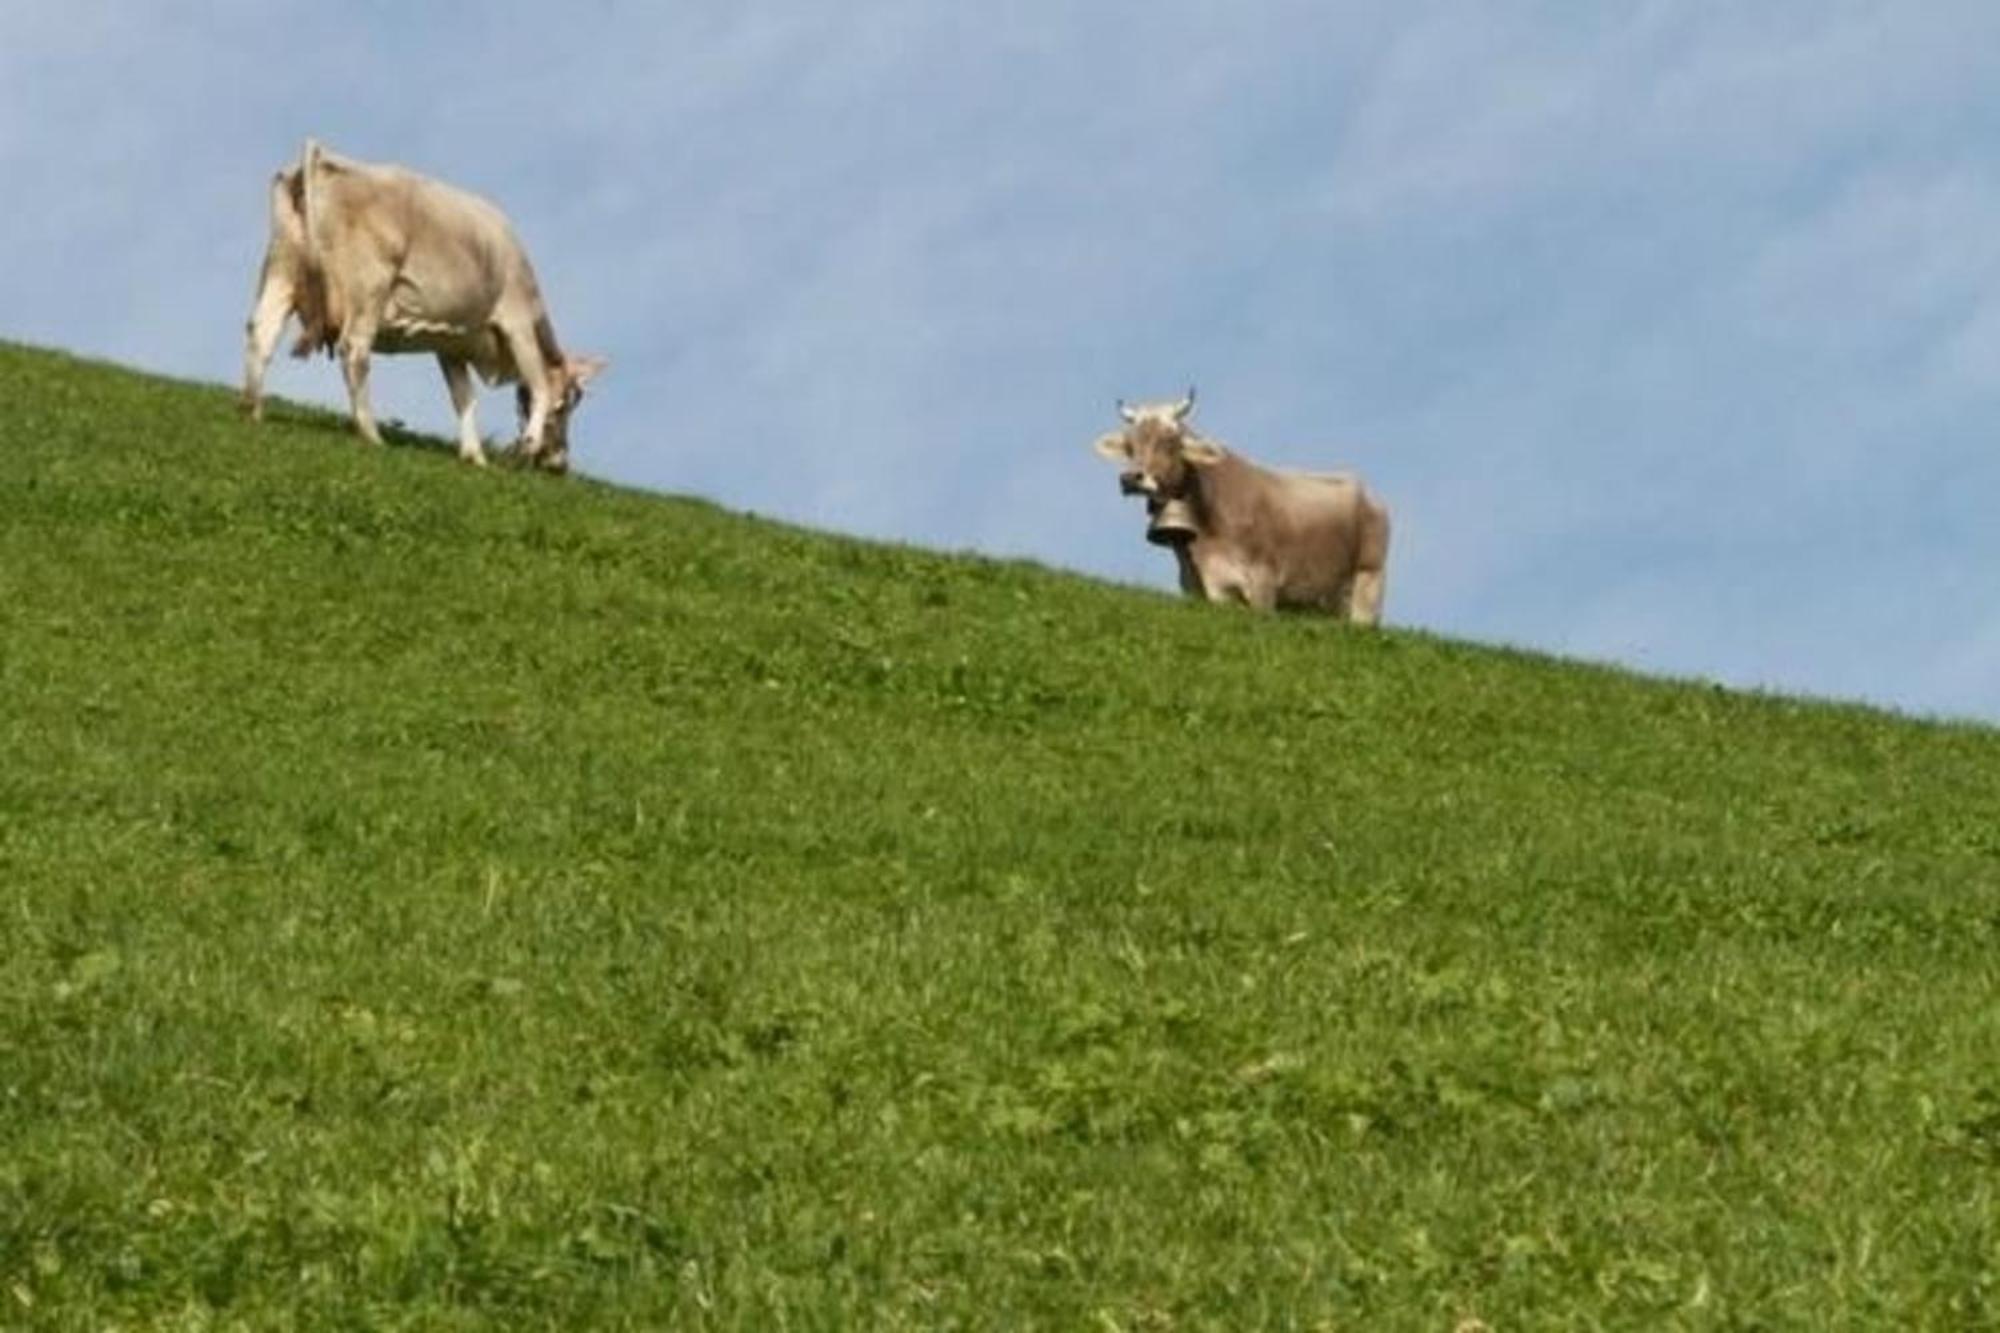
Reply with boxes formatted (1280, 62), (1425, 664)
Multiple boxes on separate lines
(1092, 389), (1390, 624)
(243, 140), (605, 472)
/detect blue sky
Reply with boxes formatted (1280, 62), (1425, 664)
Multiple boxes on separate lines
(6, 4), (2000, 721)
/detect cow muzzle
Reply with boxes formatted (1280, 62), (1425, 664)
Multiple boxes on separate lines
(1146, 496), (1198, 546)
(1119, 472), (1149, 496)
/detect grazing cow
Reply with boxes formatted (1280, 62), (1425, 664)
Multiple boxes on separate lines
(242, 140), (605, 472)
(1092, 389), (1390, 624)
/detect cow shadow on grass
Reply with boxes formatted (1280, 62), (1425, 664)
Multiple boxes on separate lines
(251, 401), (544, 469)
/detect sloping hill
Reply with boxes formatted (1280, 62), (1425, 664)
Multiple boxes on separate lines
(3, 341), (1998, 1327)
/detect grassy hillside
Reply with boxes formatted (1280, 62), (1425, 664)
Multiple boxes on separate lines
(2, 340), (1998, 1329)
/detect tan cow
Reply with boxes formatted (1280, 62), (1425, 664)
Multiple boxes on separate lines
(1093, 389), (1390, 623)
(242, 140), (604, 472)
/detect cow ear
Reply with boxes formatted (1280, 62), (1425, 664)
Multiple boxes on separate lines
(567, 354), (608, 387)
(1182, 437), (1225, 466)
(1093, 431), (1130, 461)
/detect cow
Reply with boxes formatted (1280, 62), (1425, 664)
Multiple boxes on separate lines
(242, 140), (605, 472)
(1092, 389), (1390, 624)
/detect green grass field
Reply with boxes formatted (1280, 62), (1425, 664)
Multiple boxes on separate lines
(3, 340), (1998, 1329)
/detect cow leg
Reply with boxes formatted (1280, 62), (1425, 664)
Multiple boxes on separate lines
(500, 324), (553, 461)
(1239, 582), (1278, 612)
(1180, 542), (1257, 604)
(437, 355), (487, 467)
(242, 266), (294, 421)
(1173, 547), (1206, 598)
(517, 386), (551, 463)
(1347, 568), (1386, 627)
(1184, 546), (1255, 607)
(338, 321), (383, 446)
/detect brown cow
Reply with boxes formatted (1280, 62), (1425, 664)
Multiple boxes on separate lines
(1093, 389), (1389, 623)
(243, 140), (604, 472)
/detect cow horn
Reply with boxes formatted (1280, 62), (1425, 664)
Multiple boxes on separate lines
(1172, 385), (1197, 422)
(1117, 398), (1139, 425)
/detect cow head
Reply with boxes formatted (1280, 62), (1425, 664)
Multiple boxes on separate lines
(516, 355), (608, 473)
(1091, 388), (1223, 543)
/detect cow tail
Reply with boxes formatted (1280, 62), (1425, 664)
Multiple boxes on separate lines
(295, 139), (338, 356)
(299, 139), (325, 270)
(533, 313), (565, 379)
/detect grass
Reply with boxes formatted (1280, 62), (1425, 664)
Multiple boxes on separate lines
(2, 339), (1998, 1329)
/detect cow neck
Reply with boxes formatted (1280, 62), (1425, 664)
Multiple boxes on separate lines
(532, 314), (565, 373)
(1184, 444), (1250, 534)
